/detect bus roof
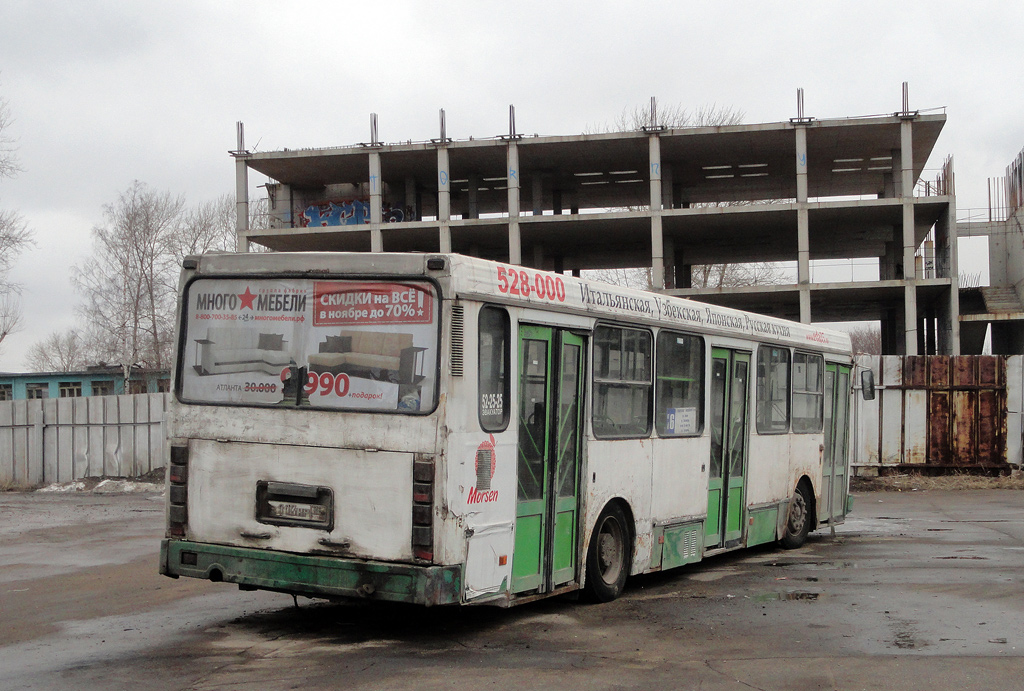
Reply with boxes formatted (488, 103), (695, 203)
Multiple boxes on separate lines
(184, 251), (853, 356)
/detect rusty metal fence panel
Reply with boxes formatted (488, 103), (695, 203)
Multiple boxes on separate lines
(0, 393), (168, 487)
(855, 355), (1015, 473)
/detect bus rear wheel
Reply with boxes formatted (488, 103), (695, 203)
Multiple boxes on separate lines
(779, 483), (812, 549)
(585, 503), (630, 602)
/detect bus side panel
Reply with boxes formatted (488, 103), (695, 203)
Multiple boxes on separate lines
(445, 429), (517, 600)
(786, 433), (824, 510)
(650, 437), (710, 522)
(584, 438), (653, 574)
(747, 433), (823, 529)
(745, 434), (794, 507)
(187, 440), (414, 561)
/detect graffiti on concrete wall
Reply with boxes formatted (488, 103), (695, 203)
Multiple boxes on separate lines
(300, 200), (406, 227)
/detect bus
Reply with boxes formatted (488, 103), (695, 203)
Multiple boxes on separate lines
(160, 251), (860, 606)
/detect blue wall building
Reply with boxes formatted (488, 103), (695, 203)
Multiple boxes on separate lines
(0, 367), (170, 400)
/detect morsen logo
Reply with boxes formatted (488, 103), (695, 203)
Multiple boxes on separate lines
(468, 435), (499, 504)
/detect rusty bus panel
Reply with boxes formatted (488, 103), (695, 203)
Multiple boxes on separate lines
(928, 390), (951, 465)
(904, 356), (927, 388)
(929, 356), (950, 387)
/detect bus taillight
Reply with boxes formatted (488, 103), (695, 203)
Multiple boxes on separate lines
(168, 444), (189, 537)
(412, 455), (434, 561)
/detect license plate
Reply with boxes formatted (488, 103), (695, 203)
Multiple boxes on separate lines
(267, 500), (329, 523)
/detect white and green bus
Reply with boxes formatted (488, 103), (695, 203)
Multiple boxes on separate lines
(160, 252), (860, 606)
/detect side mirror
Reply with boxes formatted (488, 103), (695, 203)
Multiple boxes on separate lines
(860, 369), (876, 401)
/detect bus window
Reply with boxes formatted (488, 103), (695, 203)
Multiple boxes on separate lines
(478, 306), (510, 431)
(593, 325), (652, 438)
(756, 346), (790, 433)
(792, 352), (824, 433)
(177, 277), (439, 413)
(655, 331), (704, 437)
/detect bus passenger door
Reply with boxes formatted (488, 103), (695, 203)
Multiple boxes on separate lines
(512, 326), (585, 594)
(706, 348), (750, 549)
(820, 364), (852, 524)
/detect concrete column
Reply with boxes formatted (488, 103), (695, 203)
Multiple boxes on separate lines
(437, 146), (451, 253)
(676, 264), (692, 289)
(946, 198), (961, 354)
(507, 141), (522, 265)
(661, 163), (674, 209)
(900, 118), (918, 354)
(404, 176), (418, 222)
(799, 287), (812, 324)
(797, 208), (810, 284)
(904, 284), (918, 355)
(532, 174), (543, 215)
(649, 134), (664, 289)
(795, 124), (809, 320)
(795, 125), (808, 203)
(532, 244), (545, 270)
(467, 174), (480, 219)
(664, 236), (675, 289)
(234, 123), (250, 252)
(369, 151), (383, 252)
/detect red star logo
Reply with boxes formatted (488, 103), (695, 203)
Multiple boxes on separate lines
(238, 287), (256, 310)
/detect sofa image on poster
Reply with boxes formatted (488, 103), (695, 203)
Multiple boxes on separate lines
(306, 330), (427, 384)
(195, 327), (294, 376)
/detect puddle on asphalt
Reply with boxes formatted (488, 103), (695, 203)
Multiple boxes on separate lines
(752, 591), (822, 602)
(769, 561), (855, 570)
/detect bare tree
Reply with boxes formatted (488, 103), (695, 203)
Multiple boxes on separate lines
(0, 93), (34, 353)
(607, 101), (745, 132)
(173, 194), (236, 262)
(690, 262), (793, 289)
(72, 181), (185, 372)
(585, 267), (654, 291)
(25, 329), (90, 372)
(847, 323), (882, 355)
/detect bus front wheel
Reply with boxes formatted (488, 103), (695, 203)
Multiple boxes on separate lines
(584, 503), (631, 602)
(779, 483), (812, 549)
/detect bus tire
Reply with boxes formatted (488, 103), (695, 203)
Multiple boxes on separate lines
(779, 483), (812, 549)
(584, 503), (631, 602)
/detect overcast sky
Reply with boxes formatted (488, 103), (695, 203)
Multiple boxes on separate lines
(1, 1), (1022, 370)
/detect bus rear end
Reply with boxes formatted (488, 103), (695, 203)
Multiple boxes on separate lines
(159, 253), (458, 605)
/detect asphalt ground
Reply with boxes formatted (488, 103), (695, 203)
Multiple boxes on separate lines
(1, 489), (1022, 690)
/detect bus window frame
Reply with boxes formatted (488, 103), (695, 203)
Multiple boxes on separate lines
(654, 329), (705, 438)
(478, 304), (511, 432)
(591, 323), (653, 440)
(791, 350), (824, 434)
(755, 344), (791, 435)
(173, 272), (444, 416)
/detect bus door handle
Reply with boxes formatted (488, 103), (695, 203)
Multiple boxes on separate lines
(318, 537), (352, 550)
(239, 530), (274, 540)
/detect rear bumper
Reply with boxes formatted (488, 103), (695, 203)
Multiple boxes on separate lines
(160, 539), (462, 606)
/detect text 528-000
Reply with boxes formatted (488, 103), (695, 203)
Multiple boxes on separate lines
(496, 266), (566, 302)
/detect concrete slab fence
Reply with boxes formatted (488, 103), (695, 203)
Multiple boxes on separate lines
(0, 393), (168, 487)
(3, 356), (1020, 486)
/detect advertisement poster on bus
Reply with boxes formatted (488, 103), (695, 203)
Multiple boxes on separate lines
(178, 278), (438, 413)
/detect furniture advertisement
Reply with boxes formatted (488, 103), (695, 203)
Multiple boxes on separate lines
(178, 278), (438, 412)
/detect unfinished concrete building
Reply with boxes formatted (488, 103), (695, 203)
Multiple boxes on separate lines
(958, 147), (1024, 354)
(233, 96), (959, 355)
